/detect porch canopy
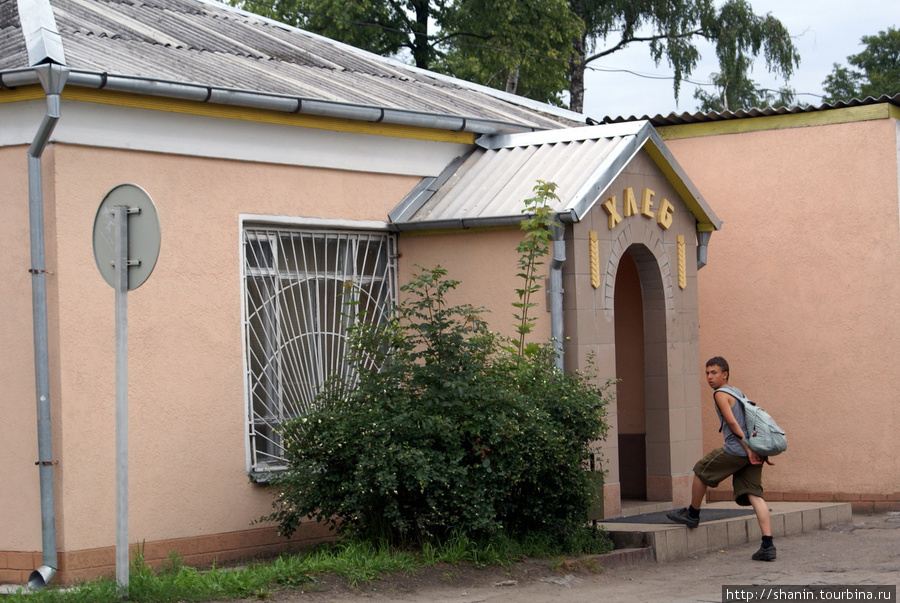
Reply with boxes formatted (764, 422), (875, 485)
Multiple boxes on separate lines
(390, 121), (722, 234)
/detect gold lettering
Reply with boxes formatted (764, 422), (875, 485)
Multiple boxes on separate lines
(602, 195), (622, 229)
(641, 188), (655, 218)
(623, 187), (638, 217)
(657, 198), (675, 229)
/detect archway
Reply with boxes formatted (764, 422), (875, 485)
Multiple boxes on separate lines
(614, 244), (670, 502)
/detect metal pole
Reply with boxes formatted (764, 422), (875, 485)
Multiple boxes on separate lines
(114, 205), (129, 595)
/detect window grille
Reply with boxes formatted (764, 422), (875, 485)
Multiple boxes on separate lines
(242, 226), (397, 473)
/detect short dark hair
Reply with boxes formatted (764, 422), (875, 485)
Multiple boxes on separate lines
(706, 356), (729, 374)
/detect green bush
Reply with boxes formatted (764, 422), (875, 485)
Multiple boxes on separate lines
(264, 264), (611, 548)
(263, 181), (611, 550)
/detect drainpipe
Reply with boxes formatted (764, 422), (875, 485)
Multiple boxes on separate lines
(548, 219), (566, 371)
(697, 230), (712, 269)
(26, 63), (68, 591)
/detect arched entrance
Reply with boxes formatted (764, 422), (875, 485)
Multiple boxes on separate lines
(614, 244), (670, 503)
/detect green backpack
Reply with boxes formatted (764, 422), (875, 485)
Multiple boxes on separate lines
(717, 386), (787, 457)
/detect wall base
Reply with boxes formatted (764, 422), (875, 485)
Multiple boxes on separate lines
(706, 489), (900, 514)
(0, 521), (333, 586)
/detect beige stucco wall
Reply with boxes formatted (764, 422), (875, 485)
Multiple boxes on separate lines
(2, 143), (420, 556)
(665, 117), (900, 499)
(0, 145), (46, 551)
(397, 227), (552, 343)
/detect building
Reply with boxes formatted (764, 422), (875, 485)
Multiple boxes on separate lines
(627, 98), (900, 513)
(2, 0), (720, 585)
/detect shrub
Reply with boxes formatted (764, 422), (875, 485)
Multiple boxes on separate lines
(263, 183), (611, 550)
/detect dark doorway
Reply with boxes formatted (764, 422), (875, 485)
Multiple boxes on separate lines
(615, 250), (647, 500)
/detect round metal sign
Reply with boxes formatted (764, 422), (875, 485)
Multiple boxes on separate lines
(92, 184), (161, 290)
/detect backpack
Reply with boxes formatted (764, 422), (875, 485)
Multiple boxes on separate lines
(716, 386), (787, 457)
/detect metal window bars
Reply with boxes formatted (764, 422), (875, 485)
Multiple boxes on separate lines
(242, 227), (397, 472)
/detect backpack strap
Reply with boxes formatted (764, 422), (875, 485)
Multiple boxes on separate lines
(714, 386), (750, 433)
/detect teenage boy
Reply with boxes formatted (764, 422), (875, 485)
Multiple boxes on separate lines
(666, 356), (776, 561)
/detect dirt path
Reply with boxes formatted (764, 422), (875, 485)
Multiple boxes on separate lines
(228, 512), (900, 603)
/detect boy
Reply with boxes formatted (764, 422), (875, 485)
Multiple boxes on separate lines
(666, 356), (776, 561)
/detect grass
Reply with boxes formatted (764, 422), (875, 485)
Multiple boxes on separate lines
(2, 527), (612, 602)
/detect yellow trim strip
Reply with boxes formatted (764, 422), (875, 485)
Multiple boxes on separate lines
(657, 104), (894, 140)
(0, 86), (45, 103)
(1, 85), (475, 143)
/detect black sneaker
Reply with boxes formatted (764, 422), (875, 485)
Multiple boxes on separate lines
(752, 544), (777, 561)
(666, 507), (700, 528)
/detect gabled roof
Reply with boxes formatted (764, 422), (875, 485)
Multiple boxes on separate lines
(391, 121), (721, 232)
(1, 0), (586, 134)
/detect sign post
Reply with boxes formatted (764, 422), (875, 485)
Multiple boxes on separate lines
(92, 184), (160, 597)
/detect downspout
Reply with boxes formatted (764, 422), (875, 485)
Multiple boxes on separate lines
(697, 230), (712, 269)
(26, 63), (68, 590)
(549, 219), (566, 371)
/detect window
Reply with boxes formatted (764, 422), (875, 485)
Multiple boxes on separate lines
(242, 225), (397, 473)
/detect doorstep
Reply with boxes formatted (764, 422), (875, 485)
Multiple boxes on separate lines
(597, 501), (852, 562)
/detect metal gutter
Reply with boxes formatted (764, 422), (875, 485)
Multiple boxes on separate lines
(0, 67), (547, 137)
(392, 214), (529, 231)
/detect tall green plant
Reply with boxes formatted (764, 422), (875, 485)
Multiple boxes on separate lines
(513, 180), (558, 359)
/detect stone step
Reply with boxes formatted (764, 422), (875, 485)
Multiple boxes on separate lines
(597, 501), (852, 562)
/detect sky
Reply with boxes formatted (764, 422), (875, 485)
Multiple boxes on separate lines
(578, 0), (899, 120)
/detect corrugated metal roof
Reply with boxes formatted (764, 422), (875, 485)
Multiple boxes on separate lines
(392, 121), (721, 231)
(0, 0), (584, 131)
(601, 93), (900, 127)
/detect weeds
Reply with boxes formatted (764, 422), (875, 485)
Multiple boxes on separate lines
(3, 528), (612, 602)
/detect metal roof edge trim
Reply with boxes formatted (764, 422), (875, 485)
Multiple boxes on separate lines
(562, 123), (721, 231)
(640, 129), (721, 231)
(477, 121), (649, 150)
(565, 123), (654, 222)
(389, 152), (473, 223)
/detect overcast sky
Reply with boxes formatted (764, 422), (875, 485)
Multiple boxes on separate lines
(578, 0), (898, 120)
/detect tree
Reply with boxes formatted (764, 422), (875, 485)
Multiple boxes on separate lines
(693, 71), (795, 112)
(232, 0), (799, 114)
(568, 0), (799, 113)
(436, 0), (581, 106)
(823, 27), (900, 103)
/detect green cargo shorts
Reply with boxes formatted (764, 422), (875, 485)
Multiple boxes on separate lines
(693, 447), (763, 506)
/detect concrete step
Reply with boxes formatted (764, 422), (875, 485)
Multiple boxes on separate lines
(597, 501), (852, 562)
